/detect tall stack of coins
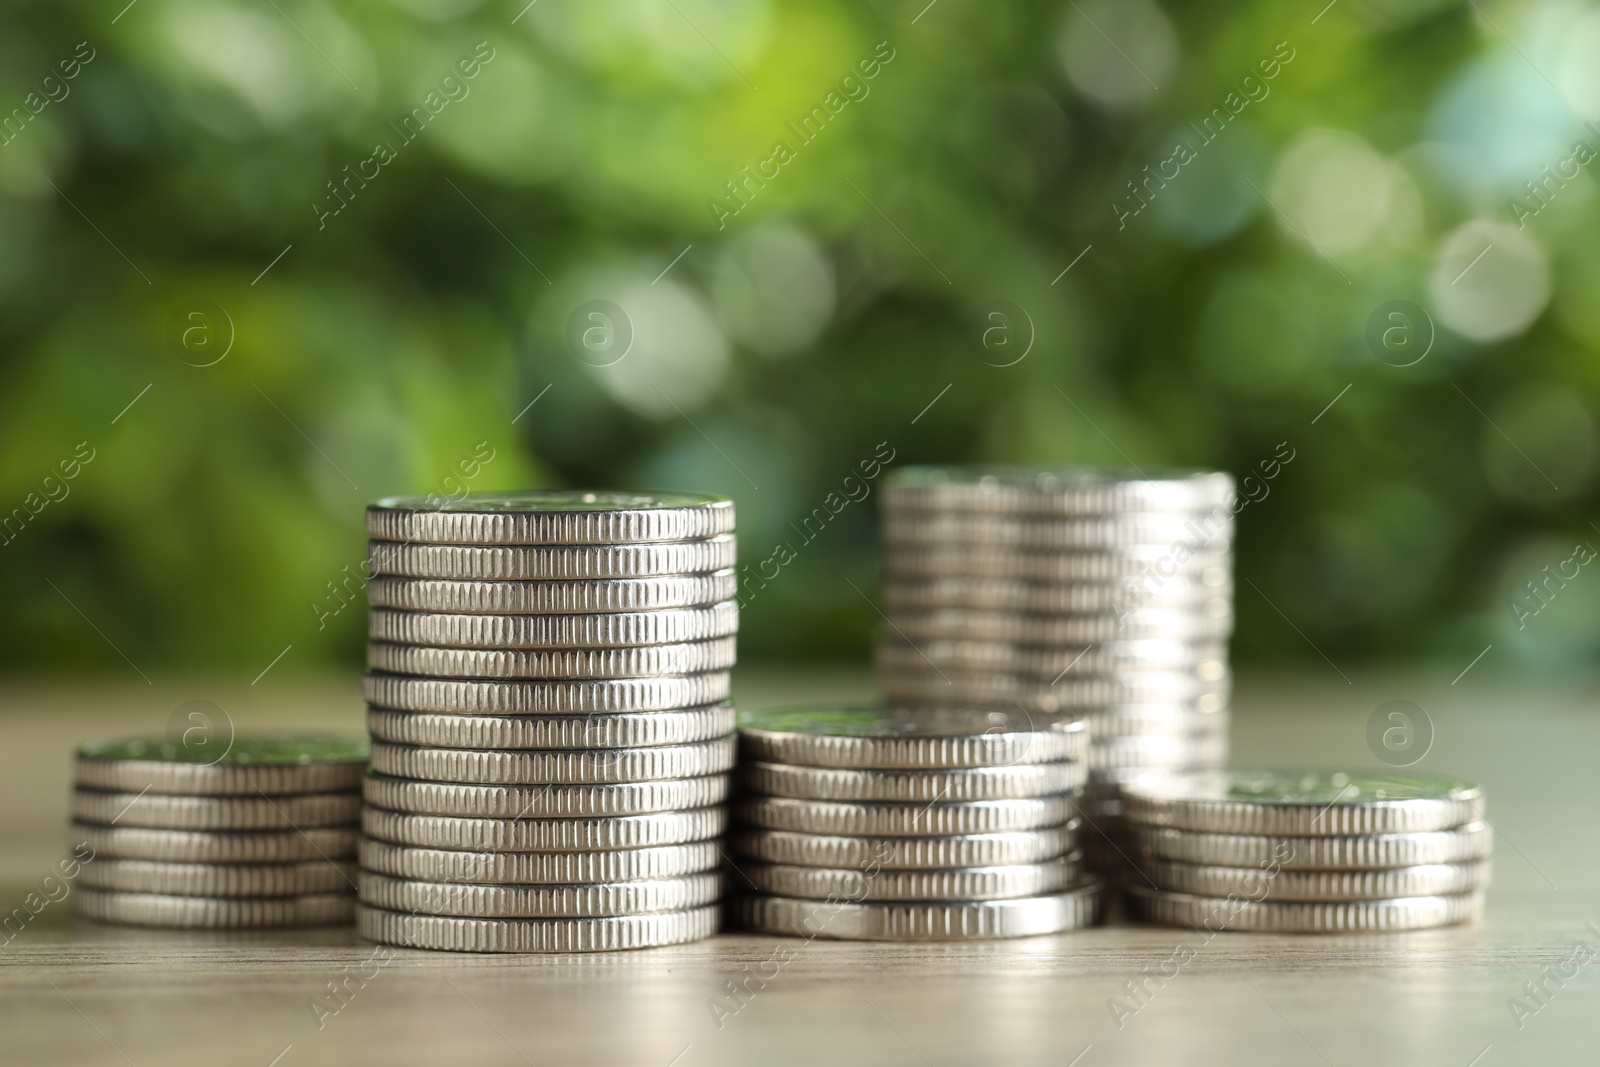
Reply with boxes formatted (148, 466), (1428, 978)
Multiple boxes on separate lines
(356, 492), (738, 952)
(1121, 771), (1492, 931)
(72, 737), (366, 928)
(731, 707), (1101, 940)
(875, 467), (1235, 864)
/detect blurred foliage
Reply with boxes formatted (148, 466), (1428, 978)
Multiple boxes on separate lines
(2, 0), (1599, 674)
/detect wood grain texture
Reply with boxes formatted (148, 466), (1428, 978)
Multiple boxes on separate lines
(2, 666), (1598, 1067)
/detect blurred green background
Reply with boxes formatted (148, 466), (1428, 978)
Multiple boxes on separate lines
(2, 0), (1598, 675)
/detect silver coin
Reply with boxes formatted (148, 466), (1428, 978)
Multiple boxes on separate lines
(77, 858), (356, 897)
(75, 888), (353, 929)
(876, 638), (1229, 678)
(368, 536), (738, 581)
(885, 545), (1229, 582)
(367, 571), (738, 614)
(878, 670), (1228, 712)
(366, 638), (737, 680)
(366, 704), (736, 750)
(1119, 771), (1487, 836)
(890, 606), (1234, 645)
(731, 824), (1077, 869)
(1131, 858), (1493, 901)
(883, 514), (1233, 550)
(1082, 706), (1229, 738)
(356, 902), (719, 952)
(368, 737), (736, 785)
(361, 806), (727, 851)
(362, 773), (730, 818)
(735, 878), (1102, 940)
(367, 491), (734, 546)
(1128, 821), (1493, 870)
(740, 760), (1087, 802)
(734, 795), (1074, 836)
(358, 870), (725, 918)
(1124, 884), (1485, 933)
(882, 576), (1230, 614)
(73, 737), (369, 796)
(735, 855), (1085, 902)
(362, 672), (730, 714)
(359, 839), (720, 884)
(72, 790), (360, 832)
(1088, 735), (1229, 771)
(71, 823), (358, 863)
(736, 706), (1085, 769)
(883, 467), (1236, 514)
(368, 601), (738, 651)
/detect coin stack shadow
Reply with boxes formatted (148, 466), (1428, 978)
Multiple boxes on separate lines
(355, 492), (740, 952)
(1120, 771), (1493, 932)
(874, 467), (1236, 877)
(730, 708), (1102, 940)
(71, 738), (366, 928)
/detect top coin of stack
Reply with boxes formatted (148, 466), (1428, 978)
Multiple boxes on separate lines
(875, 466), (1236, 848)
(72, 736), (367, 928)
(1121, 770), (1492, 932)
(731, 705), (1102, 941)
(357, 491), (739, 953)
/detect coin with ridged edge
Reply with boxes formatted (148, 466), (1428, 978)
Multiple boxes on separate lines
(362, 672), (730, 715)
(879, 671), (1228, 711)
(885, 546), (1228, 582)
(883, 576), (1230, 613)
(876, 638), (1228, 679)
(884, 514), (1233, 550)
(361, 773), (730, 818)
(367, 537), (737, 581)
(731, 824), (1077, 869)
(359, 839), (720, 884)
(367, 571), (738, 614)
(366, 638), (738, 680)
(1118, 770), (1486, 836)
(735, 879), (1102, 940)
(1088, 735), (1229, 771)
(72, 789), (360, 831)
(72, 823), (358, 863)
(736, 856), (1084, 902)
(740, 760), (1087, 802)
(1129, 858), (1493, 901)
(1083, 707), (1227, 738)
(1124, 884), (1485, 932)
(356, 902), (719, 952)
(77, 858), (357, 897)
(366, 704), (735, 750)
(73, 737), (369, 796)
(891, 607), (1233, 645)
(737, 706), (1085, 769)
(357, 871), (724, 918)
(368, 602), (738, 651)
(1129, 822), (1493, 869)
(734, 795), (1074, 836)
(361, 806), (727, 851)
(75, 888), (354, 928)
(366, 492), (734, 546)
(883, 467), (1235, 514)
(369, 738), (735, 785)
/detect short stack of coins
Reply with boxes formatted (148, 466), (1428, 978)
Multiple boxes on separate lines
(356, 491), (738, 952)
(731, 706), (1102, 940)
(1120, 771), (1492, 932)
(71, 737), (367, 928)
(875, 467), (1235, 870)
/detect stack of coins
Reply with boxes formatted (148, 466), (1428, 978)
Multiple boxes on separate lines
(72, 737), (366, 928)
(356, 492), (739, 952)
(875, 467), (1236, 864)
(1121, 771), (1492, 932)
(731, 706), (1102, 940)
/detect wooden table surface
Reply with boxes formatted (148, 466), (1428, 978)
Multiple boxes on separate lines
(1, 666), (1596, 1067)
